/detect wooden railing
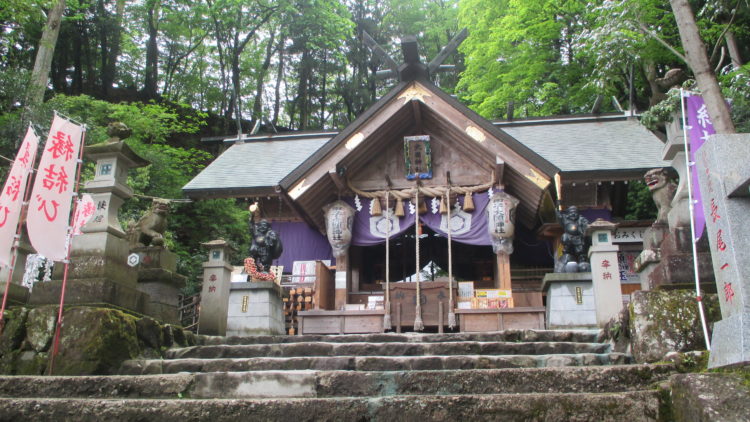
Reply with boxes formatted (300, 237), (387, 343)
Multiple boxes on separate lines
(178, 293), (200, 333)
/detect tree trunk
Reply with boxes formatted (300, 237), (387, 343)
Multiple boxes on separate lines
(100, 0), (125, 98)
(724, 30), (743, 71)
(670, 0), (735, 133)
(27, 0), (66, 106)
(272, 37), (284, 127)
(251, 30), (276, 129)
(143, 0), (160, 100)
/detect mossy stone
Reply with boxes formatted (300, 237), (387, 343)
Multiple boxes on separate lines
(136, 317), (163, 350)
(0, 307), (29, 356)
(52, 307), (140, 375)
(25, 306), (57, 352)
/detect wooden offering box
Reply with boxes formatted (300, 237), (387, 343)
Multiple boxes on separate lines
(389, 281), (457, 329)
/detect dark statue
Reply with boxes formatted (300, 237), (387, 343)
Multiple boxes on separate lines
(248, 214), (283, 273)
(555, 205), (591, 272)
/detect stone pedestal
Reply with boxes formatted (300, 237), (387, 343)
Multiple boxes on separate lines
(30, 136), (151, 314)
(198, 240), (234, 335)
(588, 220), (622, 326)
(227, 281), (284, 336)
(132, 246), (186, 324)
(542, 273), (596, 329)
(696, 134), (750, 368)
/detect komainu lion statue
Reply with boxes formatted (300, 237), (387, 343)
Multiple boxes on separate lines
(644, 168), (677, 225)
(128, 199), (170, 248)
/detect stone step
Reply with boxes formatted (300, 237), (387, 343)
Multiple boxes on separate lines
(165, 341), (611, 360)
(0, 391), (662, 421)
(198, 330), (602, 345)
(0, 365), (673, 399)
(121, 352), (630, 374)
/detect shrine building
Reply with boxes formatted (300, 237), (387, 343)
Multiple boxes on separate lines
(183, 39), (667, 334)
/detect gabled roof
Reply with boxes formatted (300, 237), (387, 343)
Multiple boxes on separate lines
(496, 114), (669, 180)
(182, 135), (331, 198)
(276, 78), (557, 230)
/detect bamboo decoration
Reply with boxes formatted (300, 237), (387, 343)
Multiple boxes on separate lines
(413, 187), (424, 331)
(463, 192), (475, 212)
(383, 191), (392, 331)
(394, 197), (405, 217)
(371, 196), (382, 216)
(446, 188), (456, 329)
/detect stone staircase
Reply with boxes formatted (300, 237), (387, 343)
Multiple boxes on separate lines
(0, 330), (674, 421)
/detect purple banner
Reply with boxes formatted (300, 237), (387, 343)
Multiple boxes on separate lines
(271, 221), (335, 271)
(420, 191), (492, 246)
(685, 95), (715, 239)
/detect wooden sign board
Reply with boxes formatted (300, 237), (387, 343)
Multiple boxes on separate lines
(404, 135), (432, 180)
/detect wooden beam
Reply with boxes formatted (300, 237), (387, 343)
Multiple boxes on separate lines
(401, 35), (420, 64)
(411, 100), (423, 134)
(428, 28), (468, 74)
(363, 31), (399, 76)
(495, 156), (505, 185)
(328, 167), (347, 193)
(275, 185), (324, 233)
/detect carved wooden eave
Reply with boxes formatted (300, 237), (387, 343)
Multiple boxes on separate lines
(279, 78), (559, 230)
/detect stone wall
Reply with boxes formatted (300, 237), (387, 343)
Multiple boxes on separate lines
(0, 306), (196, 375)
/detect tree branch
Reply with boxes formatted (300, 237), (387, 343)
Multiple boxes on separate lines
(637, 22), (687, 63)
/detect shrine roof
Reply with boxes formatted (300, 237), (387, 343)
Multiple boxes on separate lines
(182, 136), (331, 198)
(495, 114), (669, 179)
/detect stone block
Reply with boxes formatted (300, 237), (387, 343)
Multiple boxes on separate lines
(29, 278), (148, 315)
(542, 273), (596, 329)
(59, 232), (138, 287)
(226, 282), (284, 336)
(629, 290), (720, 363)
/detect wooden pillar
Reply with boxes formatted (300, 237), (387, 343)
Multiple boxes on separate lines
(495, 253), (512, 291)
(335, 252), (349, 310)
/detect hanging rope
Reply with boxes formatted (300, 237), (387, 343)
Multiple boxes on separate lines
(347, 176), (494, 201)
(446, 188), (456, 329)
(413, 187), (424, 331)
(383, 191), (392, 331)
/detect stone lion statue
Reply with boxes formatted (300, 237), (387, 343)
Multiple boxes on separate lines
(128, 199), (170, 248)
(644, 168), (677, 225)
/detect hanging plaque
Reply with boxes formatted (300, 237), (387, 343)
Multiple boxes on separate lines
(404, 135), (432, 180)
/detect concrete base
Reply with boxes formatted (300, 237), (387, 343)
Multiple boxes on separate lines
(708, 312), (750, 368)
(57, 232), (138, 287)
(227, 282), (284, 336)
(0, 282), (29, 306)
(542, 273), (596, 329)
(28, 278), (148, 313)
(132, 247), (187, 325)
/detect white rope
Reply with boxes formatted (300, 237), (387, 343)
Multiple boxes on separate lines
(447, 188), (456, 329)
(383, 191), (392, 330)
(413, 187), (424, 331)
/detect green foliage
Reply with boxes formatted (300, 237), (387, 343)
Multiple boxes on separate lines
(639, 86), (684, 131)
(624, 180), (657, 221)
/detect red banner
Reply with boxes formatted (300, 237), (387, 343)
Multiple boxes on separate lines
(0, 127), (40, 266)
(26, 115), (84, 261)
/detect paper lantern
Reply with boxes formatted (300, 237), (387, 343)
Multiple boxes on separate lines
(486, 190), (519, 254)
(323, 200), (355, 258)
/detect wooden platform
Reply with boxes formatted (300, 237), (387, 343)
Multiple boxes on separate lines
(298, 309), (385, 335)
(455, 307), (545, 332)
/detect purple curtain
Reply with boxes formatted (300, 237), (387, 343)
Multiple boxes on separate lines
(271, 221), (335, 272)
(420, 191), (492, 246)
(346, 191), (494, 247)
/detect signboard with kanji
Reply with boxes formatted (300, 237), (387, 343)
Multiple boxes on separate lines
(26, 115), (84, 261)
(0, 127), (39, 266)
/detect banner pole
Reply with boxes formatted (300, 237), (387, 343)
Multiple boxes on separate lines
(0, 126), (40, 333)
(48, 124), (87, 375)
(680, 89), (711, 351)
